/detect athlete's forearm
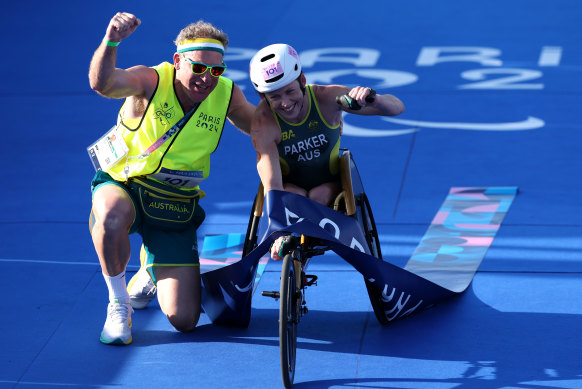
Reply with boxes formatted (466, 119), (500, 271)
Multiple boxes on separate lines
(374, 94), (405, 116)
(257, 152), (284, 193)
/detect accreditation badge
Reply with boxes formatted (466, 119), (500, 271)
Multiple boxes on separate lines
(87, 125), (129, 171)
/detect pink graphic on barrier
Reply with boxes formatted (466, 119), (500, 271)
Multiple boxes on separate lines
(406, 187), (518, 292)
(464, 203), (500, 213)
(454, 223), (501, 230)
(458, 237), (495, 246)
(432, 211), (449, 224)
(450, 187), (490, 200)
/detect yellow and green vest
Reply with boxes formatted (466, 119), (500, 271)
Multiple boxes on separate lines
(107, 62), (233, 190)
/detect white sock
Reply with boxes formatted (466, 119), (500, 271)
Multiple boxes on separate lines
(103, 271), (130, 304)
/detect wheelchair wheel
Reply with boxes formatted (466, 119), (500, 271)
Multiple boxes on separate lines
(279, 253), (299, 388)
(357, 193), (382, 259)
(356, 193), (389, 326)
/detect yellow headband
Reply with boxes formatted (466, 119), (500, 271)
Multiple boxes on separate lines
(177, 38), (225, 55)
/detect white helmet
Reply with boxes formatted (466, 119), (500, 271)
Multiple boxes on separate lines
(249, 44), (301, 93)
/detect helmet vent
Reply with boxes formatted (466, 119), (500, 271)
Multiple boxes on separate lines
(265, 74), (284, 83)
(261, 54), (275, 62)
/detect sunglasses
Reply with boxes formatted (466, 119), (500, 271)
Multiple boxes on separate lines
(182, 56), (227, 77)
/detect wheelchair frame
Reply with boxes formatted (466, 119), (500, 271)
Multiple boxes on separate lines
(242, 149), (387, 388)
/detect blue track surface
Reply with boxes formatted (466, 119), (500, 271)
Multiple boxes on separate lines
(1, 1), (581, 388)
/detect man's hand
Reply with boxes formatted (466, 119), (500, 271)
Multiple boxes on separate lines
(105, 12), (141, 43)
(337, 86), (404, 116)
(270, 236), (286, 260)
(347, 86), (376, 109)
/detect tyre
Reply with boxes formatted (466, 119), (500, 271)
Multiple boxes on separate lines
(279, 253), (299, 388)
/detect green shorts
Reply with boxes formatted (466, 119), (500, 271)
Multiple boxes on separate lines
(90, 170), (205, 284)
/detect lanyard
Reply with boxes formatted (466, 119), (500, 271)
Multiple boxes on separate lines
(121, 104), (199, 180)
(133, 104), (198, 160)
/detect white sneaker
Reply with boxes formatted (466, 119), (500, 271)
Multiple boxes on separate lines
(127, 246), (157, 310)
(128, 267), (157, 309)
(100, 299), (133, 345)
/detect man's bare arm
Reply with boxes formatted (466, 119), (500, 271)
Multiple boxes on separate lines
(226, 84), (256, 134)
(88, 12), (155, 99)
(321, 85), (405, 117)
(251, 107), (284, 192)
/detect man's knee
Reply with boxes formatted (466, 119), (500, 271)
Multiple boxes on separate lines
(91, 209), (132, 239)
(156, 267), (201, 332)
(91, 186), (134, 234)
(308, 183), (339, 206)
(166, 308), (201, 333)
(284, 183), (307, 197)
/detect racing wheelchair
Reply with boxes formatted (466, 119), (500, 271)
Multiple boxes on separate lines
(241, 149), (388, 388)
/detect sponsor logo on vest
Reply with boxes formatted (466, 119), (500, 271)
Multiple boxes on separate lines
(154, 102), (175, 126)
(148, 200), (189, 214)
(281, 129), (296, 141)
(283, 134), (328, 162)
(308, 120), (320, 131)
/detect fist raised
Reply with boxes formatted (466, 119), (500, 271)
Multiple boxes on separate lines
(105, 12), (141, 43)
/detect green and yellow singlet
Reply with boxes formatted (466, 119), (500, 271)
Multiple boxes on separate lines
(274, 85), (341, 191)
